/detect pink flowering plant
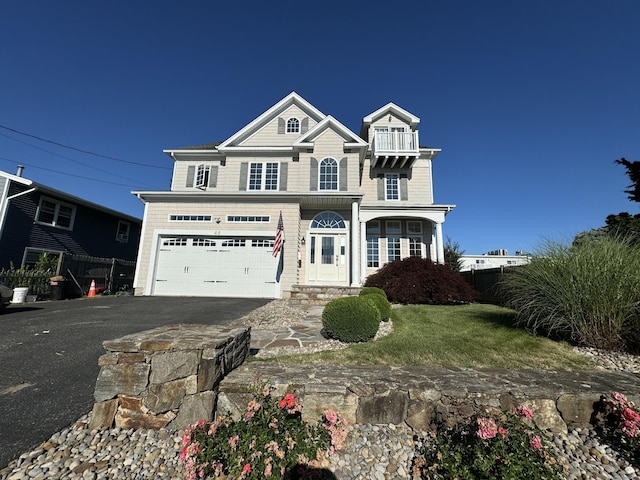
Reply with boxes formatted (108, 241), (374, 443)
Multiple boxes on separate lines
(179, 382), (347, 479)
(412, 405), (565, 479)
(595, 391), (640, 466)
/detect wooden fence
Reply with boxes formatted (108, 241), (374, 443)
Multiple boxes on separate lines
(0, 254), (136, 299)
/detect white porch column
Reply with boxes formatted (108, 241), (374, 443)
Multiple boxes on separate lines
(435, 222), (445, 264)
(351, 201), (360, 286)
(360, 221), (367, 284)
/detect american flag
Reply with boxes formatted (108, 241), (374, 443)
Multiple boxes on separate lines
(272, 211), (284, 257)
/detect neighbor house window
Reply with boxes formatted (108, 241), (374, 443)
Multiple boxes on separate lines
(22, 248), (61, 268)
(116, 221), (130, 243)
(286, 117), (300, 133)
(386, 174), (399, 200)
(36, 197), (76, 230)
(319, 158), (338, 190)
(249, 162), (279, 190)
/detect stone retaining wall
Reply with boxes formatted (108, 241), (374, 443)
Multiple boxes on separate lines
(89, 324), (250, 431)
(217, 363), (640, 434)
(90, 325), (640, 435)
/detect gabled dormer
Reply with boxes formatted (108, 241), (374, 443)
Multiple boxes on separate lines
(361, 103), (420, 169)
(293, 115), (368, 158)
(217, 92), (325, 151)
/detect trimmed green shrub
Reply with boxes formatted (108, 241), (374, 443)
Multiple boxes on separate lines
(500, 236), (640, 352)
(359, 287), (387, 299)
(364, 257), (479, 305)
(359, 291), (392, 321)
(322, 296), (379, 343)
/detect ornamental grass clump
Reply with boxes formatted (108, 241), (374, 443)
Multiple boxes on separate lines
(594, 391), (640, 467)
(412, 406), (565, 479)
(500, 236), (640, 352)
(180, 382), (347, 479)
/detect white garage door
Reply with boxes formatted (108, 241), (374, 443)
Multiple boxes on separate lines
(153, 236), (279, 298)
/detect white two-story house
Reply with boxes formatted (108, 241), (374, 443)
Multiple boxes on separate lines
(132, 92), (455, 298)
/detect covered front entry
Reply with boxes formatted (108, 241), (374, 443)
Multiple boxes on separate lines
(306, 212), (348, 284)
(152, 236), (279, 298)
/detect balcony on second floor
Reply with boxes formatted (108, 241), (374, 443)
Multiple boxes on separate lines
(370, 130), (420, 168)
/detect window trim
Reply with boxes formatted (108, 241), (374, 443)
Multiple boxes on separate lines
(21, 247), (62, 268)
(248, 162), (279, 191)
(116, 220), (130, 243)
(286, 117), (300, 134)
(387, 236), (401, 262)
(319, 157), (338, 191)
(385, 174), (400, 200)
(367, 236), (380, 268)
(35, 196), (76, 230)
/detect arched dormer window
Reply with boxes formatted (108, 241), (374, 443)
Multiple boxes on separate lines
(286, 117), (300, 133)
(310, 211), (346, 229)
(319, 157), (338, 190)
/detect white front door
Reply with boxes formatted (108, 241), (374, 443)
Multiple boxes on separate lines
(307, 233), (347, 283)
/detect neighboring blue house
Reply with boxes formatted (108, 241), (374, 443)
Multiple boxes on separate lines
(0, 167), (141, 269)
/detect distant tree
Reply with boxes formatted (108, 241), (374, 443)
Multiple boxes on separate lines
(606, 158), (640, 243)
(572, 228), (608, 248)
(444, 236), (464, 272)
(615, 158), (640, 203)
(573, 158), (640, 246)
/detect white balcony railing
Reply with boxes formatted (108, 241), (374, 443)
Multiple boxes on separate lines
(372, 131), (419, 156)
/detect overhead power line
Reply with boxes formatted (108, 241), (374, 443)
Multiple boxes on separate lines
(0, 156), (149, 188)
(0, 124), (172, 170)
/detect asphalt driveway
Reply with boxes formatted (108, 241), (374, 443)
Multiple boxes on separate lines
(0, 295), (269, 469)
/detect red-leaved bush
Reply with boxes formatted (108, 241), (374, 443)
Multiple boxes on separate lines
(364, 257), (479, 305)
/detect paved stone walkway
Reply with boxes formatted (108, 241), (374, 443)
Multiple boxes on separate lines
(249, 306), (327, 353)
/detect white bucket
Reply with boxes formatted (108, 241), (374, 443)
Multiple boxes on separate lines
(12, 287), (29, 304)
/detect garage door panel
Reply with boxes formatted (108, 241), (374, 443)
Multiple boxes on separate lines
(153, 237), (278, 298)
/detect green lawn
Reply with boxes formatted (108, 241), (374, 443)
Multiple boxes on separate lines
(266, 304), (594, 370)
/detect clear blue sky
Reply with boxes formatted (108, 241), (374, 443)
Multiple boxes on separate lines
(1, 1), (638, 255)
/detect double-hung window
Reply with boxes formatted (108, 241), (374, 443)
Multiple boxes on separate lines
(249, 162), (279, 190)
(407, 221), (423, 257)
(386, 221), (402, 262)
(386, 174), (400, 200)
(366, 221), (381, 268)
(319, 157), (338, 190)
(116, 221), (130, 243)
(36, 197), (76, 230)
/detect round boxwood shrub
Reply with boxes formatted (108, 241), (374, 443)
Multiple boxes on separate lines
(359, 290), (392, 321)
(359, 287), (387, 299)
(322, 296), (379, 343)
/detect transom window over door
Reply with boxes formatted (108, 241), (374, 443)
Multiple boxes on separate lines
(310, 211), (346, 229)
(249, 162), (279, 190)
(319, 158), (338, 190)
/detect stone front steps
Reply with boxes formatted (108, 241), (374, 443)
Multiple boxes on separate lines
(289, 285), (361, 305)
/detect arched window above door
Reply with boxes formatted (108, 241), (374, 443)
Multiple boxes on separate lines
(310, 211), (346, 229)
